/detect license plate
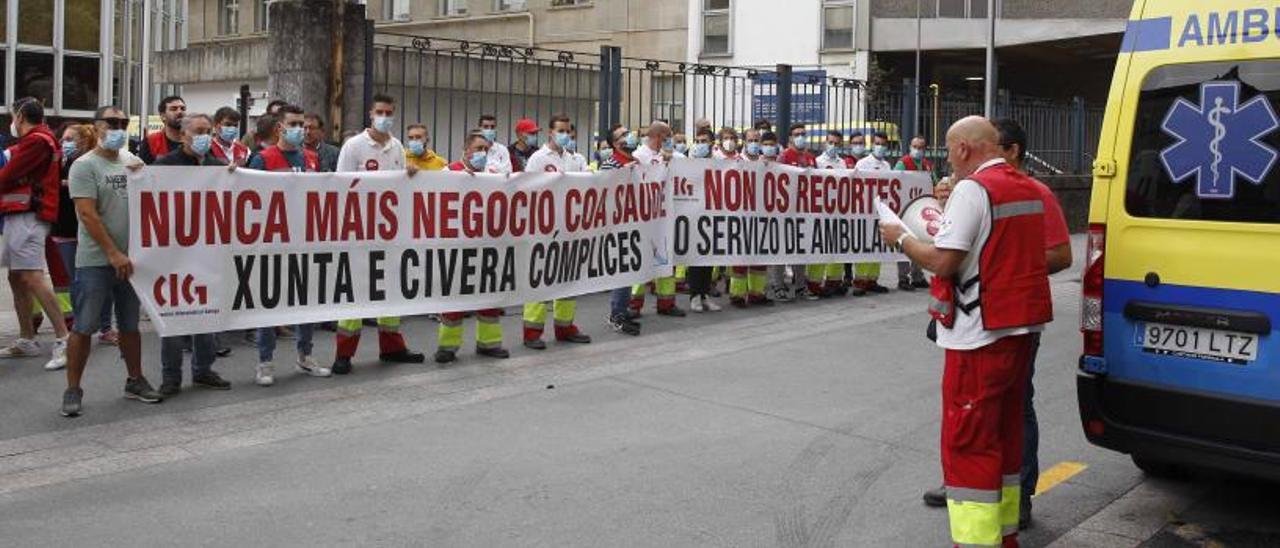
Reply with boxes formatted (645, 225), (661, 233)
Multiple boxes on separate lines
(1136, 323), (1259, 365)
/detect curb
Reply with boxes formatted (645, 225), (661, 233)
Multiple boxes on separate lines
(1046, 477), (1207, 548)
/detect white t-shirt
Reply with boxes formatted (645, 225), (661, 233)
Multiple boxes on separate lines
(933, 158), (1043, 351)
(487, 141), (514, 174)
(633, 144), (664, 166)
(524, 144), (569, 173)
(567, 151), (589, 173)
(854, 155), (892, 171)
(816, 153), (847, 170)
(336, 130), (405, 172)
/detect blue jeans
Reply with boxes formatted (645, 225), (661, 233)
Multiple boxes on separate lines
(256, 324), (315, 362)
(1021, 333), (1042, 505)
(71, 266), (140, 335)
(609, 286), (631, 319)
(58, 241), (112, 331)
(161, 334), (217, 383)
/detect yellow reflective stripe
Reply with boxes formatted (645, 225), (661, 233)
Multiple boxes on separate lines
(476, 321), (503, 347)
(805, 264), (827, 279)
(824, 262), (845, 278)
(376, 316), (401, 329)
(1000, 483), (1021, 535)
(947, 499), (1003, 547)
(552, 299), (576, 323)
(437, 323), (462, 350)
(523, 302), (547, 323)
(729, 275), (748, 297)
(655, 276), (676, 297)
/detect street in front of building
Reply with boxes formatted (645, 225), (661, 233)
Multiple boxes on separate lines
(0, 242), (1276, 547)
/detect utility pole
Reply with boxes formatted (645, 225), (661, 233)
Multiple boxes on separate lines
(914, 0), (922, 139)
(983, 0), (996, 117)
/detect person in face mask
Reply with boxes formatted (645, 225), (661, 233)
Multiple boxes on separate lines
(689, 128), (714, 159)
(332, 95), (427, 375)
(742, 129), (763, 161)
(60, 105), (160, 417)
(139, 95), (186, 164)
(895, 135), (934, 173)
(477, 114), (514, 174)
(716, 127), (742, 160)
(435, 132), (511, 365)
(760, 131), (781, 161)
(634, 121), (676, 166)
(816, 130), (847, 169)
(51, 123), (109, 346)
(154, 113), (224, 167)
(673, 132), (689, 156)
(403, 124), (446, 172)
(510, 118), (540, 172)
(209, 107), (250, 167)
(565, 124), (590, 172)
(780, 123), (815, 167)
(854, 131), (893, 172)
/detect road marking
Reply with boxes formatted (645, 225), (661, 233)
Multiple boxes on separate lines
(1034, 460), (1088, 496)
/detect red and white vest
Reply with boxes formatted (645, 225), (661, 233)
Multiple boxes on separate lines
(0, 125), (61, 223)
(259, 146), (319, 172)
(931, 163), (1052, 331)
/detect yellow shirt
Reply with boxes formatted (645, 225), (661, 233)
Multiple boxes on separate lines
(405, 150), (447, 171)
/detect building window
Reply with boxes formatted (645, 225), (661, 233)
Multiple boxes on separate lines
(550, 0), (585, 6)
(497, 0), (527, 10)
(62, 54), (101, 110)
(64, 0), (102, 51)
(440, 0), (466, 16)
(18, 0), (54, 46)
(937, 0), (998, 18)
(382, 0), (410, 21)
(822, 0), (854, 51)
(254, 0), (268, 32)
(219, 0), (239, 35)
(15, 50), (54, 106)
(702, 0), (730, 56)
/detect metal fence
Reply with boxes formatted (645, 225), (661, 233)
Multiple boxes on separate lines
(370, 33), (1102, 175)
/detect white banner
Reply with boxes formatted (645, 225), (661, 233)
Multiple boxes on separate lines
(129, 166), (674, 336)
(668, 159), (936, 266)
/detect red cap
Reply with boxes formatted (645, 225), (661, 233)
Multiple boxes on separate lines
(515, 118), (539, 135)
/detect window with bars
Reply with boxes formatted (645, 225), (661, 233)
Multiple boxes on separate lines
(822, 0), (855, 51)
(440, 0), (466, 16)
(702, 0), (730, 56)
(219, 0), (239, 35)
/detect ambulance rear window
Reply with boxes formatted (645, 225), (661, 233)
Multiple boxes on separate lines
(1126, 61), (1280, 223)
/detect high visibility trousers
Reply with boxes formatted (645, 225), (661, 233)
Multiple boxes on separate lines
(438, 309), (503, 352)
(805, 263), (846, 294)
(631, 276), (677, 312)
(674, 265), (689, 292)
(44, 238), (73, 323)
(854, 262), (881, 284)
(942, 334), (1035, 548)
(523, 299), (579, 342)
(336, 317), (408, 359)
(729, 266), (768, 301)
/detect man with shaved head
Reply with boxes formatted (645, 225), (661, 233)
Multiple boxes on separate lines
(881, 116), (1052, 548)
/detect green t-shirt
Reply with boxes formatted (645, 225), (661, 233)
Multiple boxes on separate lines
(69, 150), (137, 267)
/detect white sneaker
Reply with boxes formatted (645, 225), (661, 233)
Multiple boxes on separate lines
(296, 355), (332, 377)
(0, 338), (40, 359)
(703, 298), (723, 312)
(255, 362), (275, 386)
(690, 296), (706, 313)
(43, 337), (68, 371)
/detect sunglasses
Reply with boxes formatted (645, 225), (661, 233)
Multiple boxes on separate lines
(96, 118), (129, 130)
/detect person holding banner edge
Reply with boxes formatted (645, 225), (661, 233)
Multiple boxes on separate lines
(521, 115), (593, 350)
(628, 121), (685, 319)
(435, 132), (512, 364)
(599, 125), (643, 336)
(330, 94), (426, 375)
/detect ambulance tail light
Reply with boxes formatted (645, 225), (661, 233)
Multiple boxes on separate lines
(1081, 224), (1105, 357)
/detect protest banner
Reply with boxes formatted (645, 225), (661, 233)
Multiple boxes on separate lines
(667, 159), (935, 266)
(129, 166), (674, 336)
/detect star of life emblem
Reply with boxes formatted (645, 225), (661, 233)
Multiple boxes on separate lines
(1160, 80), (1279, 200)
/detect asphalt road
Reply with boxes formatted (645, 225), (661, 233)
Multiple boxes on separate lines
(0, 239), (1276, 547)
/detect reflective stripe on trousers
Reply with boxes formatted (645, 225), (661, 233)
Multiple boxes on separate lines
(523, 299), (578, 340)
(438, 309), (503, 352)
(335, 317), (407, 358)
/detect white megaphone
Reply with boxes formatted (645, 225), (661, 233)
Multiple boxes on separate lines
(899, 195), (945, 245)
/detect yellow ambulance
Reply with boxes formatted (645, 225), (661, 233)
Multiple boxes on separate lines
(1078, 1), (1280, 479)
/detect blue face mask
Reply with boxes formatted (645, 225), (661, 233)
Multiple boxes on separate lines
(910, 147), (924, 159)
(674, 143), (688, 154)
(849, 144), (866, 157)
(283, 126), (306, 147)
(481, 128), (497, 143)
(554, 131), (572, 148)
(691, 143), (712, 158)
(407, 140), (425, 156)
(872, 144), (888, 159)
(761, 145), (779, 157)
(745, 142), (761, 156)
(469, 151), (488, 170)
(792, 136), (807, 148)
(372, 116), (395, 134)
(622, 132), (639, 150)
(825, 145), (841, 158)
(191, 134), (213, 156)
(219, 125), (240, 143)
(61, 141), (77, 158)
(662, 138), (674, 151)
(102, 129), (127, 151)
(524, 133), (540, 147)
(566, 139), (578, 153)
(597, 148), (612, 161)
